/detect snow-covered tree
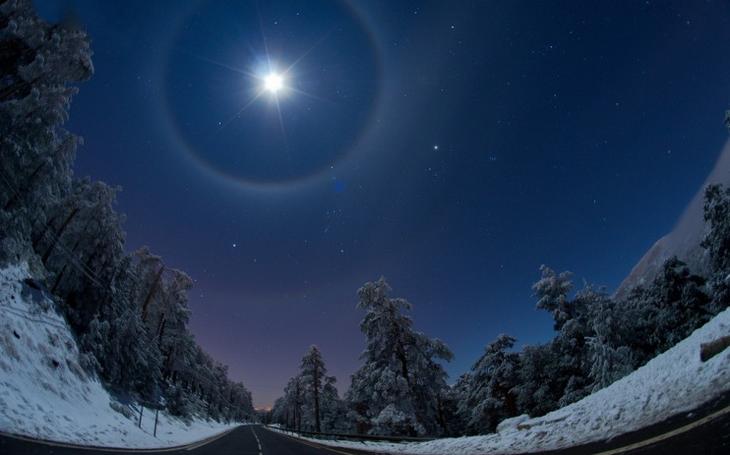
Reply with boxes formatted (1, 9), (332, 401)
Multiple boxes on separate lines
(617, 257), (711, 362)
(533, 265), (574, 330)
(702, 183), (730, 313)
(346, 277), (453, 436)
(284, 376), (305, 430)
(81, 302), (162, 401)
(457, 334), (520, 434)
(270, 346), (345, 432)
(299, 345), (335, 432)
(0, 0), (255, 425)
(514, 269), (599, 416)
(320, 375), (347, 431)
(582, 254), (714, 397)
(0, 0), (91, 265)
(514, 343), (559, 416)
(587, 299), (635, 391)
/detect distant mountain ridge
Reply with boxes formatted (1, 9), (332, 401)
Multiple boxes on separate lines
(615, 138), (730, 298)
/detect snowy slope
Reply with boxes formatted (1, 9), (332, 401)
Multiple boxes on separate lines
(615, 138), (730, 298)
(274, 307), (730, 454)
(0, 262), (240, 448)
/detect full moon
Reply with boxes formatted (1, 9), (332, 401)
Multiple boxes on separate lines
(263, 73), (284, 93)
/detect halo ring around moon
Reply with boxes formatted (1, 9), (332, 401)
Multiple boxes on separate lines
(160, 0), (384, 194)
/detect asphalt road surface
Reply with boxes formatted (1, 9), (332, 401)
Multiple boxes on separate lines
(0, 426), (381, 455)
(1, 404), (728, 455)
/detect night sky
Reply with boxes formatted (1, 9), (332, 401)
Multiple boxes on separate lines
(34, 0), (730, 408)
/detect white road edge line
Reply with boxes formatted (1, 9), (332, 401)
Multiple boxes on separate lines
(261, 427), (358, 455)
(0, 425), (242, 453)
(183, 425), (242, 451)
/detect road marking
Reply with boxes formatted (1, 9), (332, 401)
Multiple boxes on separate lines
(0, 425), (241, 453)
(263, 404), (730, 455)
(590, 403), (730, 455)
(251, 427), (263, 455)
(184, 426), (241, 451)
(262, 428), (359, 455)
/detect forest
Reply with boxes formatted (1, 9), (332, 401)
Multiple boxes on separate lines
(270, 208), (730, 437)
(0, 1), (254, 422)
(2, 0), (729, 438)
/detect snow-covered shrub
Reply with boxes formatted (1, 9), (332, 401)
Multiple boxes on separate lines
(370, 404), (425, 436)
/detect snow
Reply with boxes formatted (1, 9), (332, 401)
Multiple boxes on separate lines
(615, 138), (730, 298)
(0, 263), (241, 448)
(271, 307), (730, 454)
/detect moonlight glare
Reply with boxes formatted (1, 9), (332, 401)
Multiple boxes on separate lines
(264, 72), (284, 94)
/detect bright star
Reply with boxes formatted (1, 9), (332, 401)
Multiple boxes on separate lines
(263, 73), (284, 93)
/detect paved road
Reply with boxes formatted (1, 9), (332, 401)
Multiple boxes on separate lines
(0, 425), (380, 455)
(1, 402), (728, 455)
(525, 392), (730, 455)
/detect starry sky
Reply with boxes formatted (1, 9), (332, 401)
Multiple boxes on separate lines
(34, 0), (730, 408)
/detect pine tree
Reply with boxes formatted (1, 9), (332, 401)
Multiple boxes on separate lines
(702, 184), (730, 313)
(271, 347), (344, 432)
(515, 269), (598, 416)
(457, 334), (520, 434)
(346, 277), (453, 436)
(533, 265), (574, 330)
(515, 343), (560, 416)
(300, 345), (332, 432)
(0, 0), (91, 266)
(0, 0), (255, 425)
(586, 299), (636, 391)
(320, 376), (347, 431)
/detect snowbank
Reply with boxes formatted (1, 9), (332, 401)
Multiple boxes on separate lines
(0, 263), (240, 448)
(274, 307), (730, 454)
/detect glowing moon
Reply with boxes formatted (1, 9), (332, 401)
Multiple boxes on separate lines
(263, 73), (284, 93)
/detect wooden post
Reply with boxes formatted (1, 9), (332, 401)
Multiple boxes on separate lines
(138, 405), (144, 428)
(153, 409), (159, 437)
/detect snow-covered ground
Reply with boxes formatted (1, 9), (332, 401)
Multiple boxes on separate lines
(0, 262), (241, 448)
(273, 307), (730, 454)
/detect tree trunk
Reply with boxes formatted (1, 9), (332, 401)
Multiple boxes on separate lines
(50, 264), (67, 294)
(33, 210), (61, 250)
(3, 160), (45, 211)
(141, 266), (164, 322)
(156, 314), (166, 345)
(313, 365), (321, 432)
(42, 207), (79, 264)
(50, 217), (94, 293)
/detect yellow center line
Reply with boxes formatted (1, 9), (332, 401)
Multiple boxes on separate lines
(588, 403), (730, 455)
(261, 404), (730, 455)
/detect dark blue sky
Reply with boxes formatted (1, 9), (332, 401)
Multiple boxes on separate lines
(35, 0), (730, 407)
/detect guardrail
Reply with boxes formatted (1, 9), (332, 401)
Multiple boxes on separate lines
(269, 425), (436, 443)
